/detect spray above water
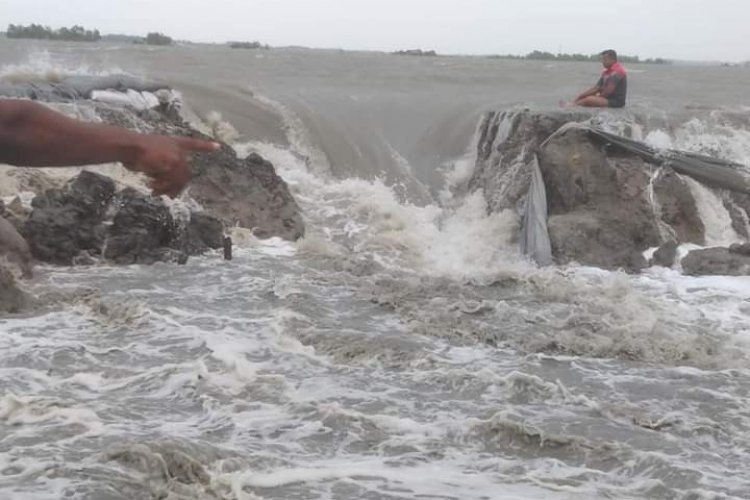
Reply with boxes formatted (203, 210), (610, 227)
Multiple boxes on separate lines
(0, 49), (127, 83)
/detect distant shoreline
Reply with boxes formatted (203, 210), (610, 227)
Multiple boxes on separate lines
(1, 32), (748, 66)
(393, 48), (672, 64)
(485, 51), (671, 65)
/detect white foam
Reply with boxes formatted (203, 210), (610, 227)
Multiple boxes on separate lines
(683, 177), (742, 246)
(645, 129), (673, 149)
(637, 265), (750, 343)
(672, 116), (750, 166)
(204, 110), (240, 143)
(439, 155), (475, 204)
(219, 458), (564, 500)
(0, 392), (103, 434)
(438, 118), (484, 204)
(225, 229), (299, 255)
(235, 136), (524, 279)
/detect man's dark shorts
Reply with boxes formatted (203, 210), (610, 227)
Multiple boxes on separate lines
(608, 98), (626, 108)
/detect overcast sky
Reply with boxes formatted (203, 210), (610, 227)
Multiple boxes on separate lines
(1, 0), (747, 61)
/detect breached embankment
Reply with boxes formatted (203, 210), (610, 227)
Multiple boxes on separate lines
(469, 108), (750, 273)
(0, 76), (305, 312)
(4, 75), (750, 318)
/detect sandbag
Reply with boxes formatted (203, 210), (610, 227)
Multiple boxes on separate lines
(0, 75), (169, 101)
(60, 75), (167, 98)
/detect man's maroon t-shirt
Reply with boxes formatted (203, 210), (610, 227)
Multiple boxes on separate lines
(597, 62), (627, 108)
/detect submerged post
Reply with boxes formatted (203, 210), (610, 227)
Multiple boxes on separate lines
(223, 236), (233, 261)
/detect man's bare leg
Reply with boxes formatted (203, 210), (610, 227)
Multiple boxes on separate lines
(575, 96), (609, 108)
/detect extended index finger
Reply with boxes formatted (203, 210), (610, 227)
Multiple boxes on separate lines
(176, 136), (220, 153)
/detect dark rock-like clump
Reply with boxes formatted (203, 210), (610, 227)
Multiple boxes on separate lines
(1, 209), (33, 313)
(682, 243), (750, 276)
(539, 127), (661, 272)
(22, 171), (225, 266)
(0, 263), (29, 313)
(0, 197), (31, 233)
(23, 171), (115, 265)
(651, 170), (704, 244)
(104, 188), (182, 265)
(189, 148), (305, 241)
(1, 203), (33, 314)
(176, 212), (226, 255)
(0, 215), (33, 278)
(651, 240), (679, 268)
